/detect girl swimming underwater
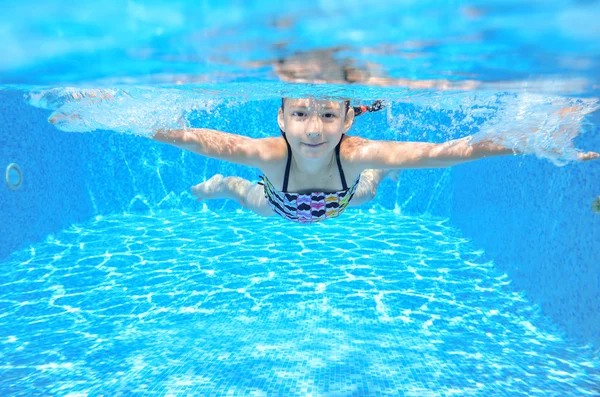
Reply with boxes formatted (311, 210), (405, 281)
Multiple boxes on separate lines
(190, 100), (394, 219)
(150, 97), (599, 223)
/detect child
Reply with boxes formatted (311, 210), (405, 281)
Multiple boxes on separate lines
(190, 101), (395, 218)
(152, 98), (598, 223)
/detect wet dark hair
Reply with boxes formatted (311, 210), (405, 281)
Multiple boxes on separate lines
(281, 99), (384, 117)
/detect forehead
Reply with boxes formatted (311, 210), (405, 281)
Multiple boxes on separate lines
(285, 98), (343, 109)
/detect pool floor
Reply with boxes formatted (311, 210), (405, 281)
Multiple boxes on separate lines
(1, 210), (598, 396)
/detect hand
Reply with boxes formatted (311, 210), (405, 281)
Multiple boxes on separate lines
(577, 151), (599, 161)
(46, 89), (116, 131)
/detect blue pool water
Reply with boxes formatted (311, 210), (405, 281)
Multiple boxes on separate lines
(1, 1), (600, 396)
(2, 211), (599, 396)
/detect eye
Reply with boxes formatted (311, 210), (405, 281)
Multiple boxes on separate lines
(321, 112), (337, 119)
(292, 111), (307, 118)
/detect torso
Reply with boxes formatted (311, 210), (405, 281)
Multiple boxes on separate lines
(259, 135), (364, 193)
(259, 135), (361, 223)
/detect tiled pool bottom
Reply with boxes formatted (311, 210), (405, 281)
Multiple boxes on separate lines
(1, 210), (598, 397)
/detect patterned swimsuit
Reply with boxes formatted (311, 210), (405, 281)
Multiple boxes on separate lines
(261, 136), (360, 223)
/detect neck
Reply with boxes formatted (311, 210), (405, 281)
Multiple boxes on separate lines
(291, 151), (336, 176)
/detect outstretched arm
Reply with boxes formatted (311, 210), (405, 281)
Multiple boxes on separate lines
(345, 135), (598, 170)
(44, 91), (283, 168)
(152, 128), (282, 168)
(408, 136), (514, 168)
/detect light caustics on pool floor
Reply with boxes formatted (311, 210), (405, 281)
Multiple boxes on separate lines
(0, 211), (598, 396)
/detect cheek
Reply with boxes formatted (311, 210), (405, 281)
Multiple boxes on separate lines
(324, 127), (344, 139)
(284, 132), (304, 147)
(284, 120), (304, 133)
(327, 119), (345, 131)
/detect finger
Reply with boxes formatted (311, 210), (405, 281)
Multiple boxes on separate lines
(577, 151), (599, 161)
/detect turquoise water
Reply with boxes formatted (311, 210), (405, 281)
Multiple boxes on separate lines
(2, 211), (599, 396)
(2, 0), (599, 94)
(1, 0), (600, 396)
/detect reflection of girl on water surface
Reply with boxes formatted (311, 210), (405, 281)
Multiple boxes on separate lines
(250, 47), (480, 90)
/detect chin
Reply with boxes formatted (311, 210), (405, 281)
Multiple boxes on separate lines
(301, 149), (328, 159)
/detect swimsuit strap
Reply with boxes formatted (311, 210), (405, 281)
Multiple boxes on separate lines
(282, 134), (292, 192)
(336, 136), (348, 190)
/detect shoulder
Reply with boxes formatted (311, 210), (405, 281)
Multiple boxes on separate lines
(255, 136), (288, 162)
(339, 135), (378, 163)
(338, 135), (374, 177)
(255, 136), (288, 179)
(339, 134), (418, 171)
(340, 135), (370, 151)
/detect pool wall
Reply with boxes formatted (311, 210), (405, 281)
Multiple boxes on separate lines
(451, 153), (600, 350)
(1, 91), (598, 349)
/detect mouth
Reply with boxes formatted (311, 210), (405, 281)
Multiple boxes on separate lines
(302, 142), (326, 148)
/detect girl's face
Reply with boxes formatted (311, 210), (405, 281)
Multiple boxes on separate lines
(278, 98), (354, 160)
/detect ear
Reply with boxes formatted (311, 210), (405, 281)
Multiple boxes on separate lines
(343, 107), (355, 133)
(278, 107), (285, 132)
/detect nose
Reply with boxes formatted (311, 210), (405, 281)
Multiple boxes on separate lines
(306, 112), (322, 136)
